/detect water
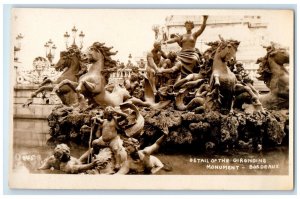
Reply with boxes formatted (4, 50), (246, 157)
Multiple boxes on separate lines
(13, 118), (289, 175)
(12, 143), (289, 175)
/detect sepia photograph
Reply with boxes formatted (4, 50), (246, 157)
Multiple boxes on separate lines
(9, 8), (294, 190)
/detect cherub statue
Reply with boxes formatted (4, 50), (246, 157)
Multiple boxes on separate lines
(91, 106), (128, 170)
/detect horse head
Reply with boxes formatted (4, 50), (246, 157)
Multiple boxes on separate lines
(269, 48), (289, 66)
(86, 42), (118, 83)
(55, 51), (70, 71)
(262, 42), (289, 65)
(257, 43), (289, 87)
(55, 47), (82, 72)
(215, 35), (240, 63)
(87, 42), (118, 63)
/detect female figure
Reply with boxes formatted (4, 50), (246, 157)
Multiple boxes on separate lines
(161, 15), (208, 76)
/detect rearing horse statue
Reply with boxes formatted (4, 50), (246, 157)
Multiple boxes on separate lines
(256, 43), (289, 110)
(208, 35), (263, 112)
(55, 42), (133, 107)
(23, 46), (86, 107)
(175, 36), (263, 113)
(55, 42), (145, 137)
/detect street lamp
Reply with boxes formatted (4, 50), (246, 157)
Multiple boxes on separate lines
(64, 31), (70, 49)
(79, 31), (85, 49)
(71, 26), (78, 47)
(44, 39), (56, 65)
(64, 26), (85, 49)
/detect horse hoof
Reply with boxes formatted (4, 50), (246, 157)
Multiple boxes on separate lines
(75, 87), (82, 93)
(215, 83), (220, 87)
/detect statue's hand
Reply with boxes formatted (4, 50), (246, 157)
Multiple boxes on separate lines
(156, 68), (163, 74)
(53, 85), (60, 93)
(92, 159), (102, 167)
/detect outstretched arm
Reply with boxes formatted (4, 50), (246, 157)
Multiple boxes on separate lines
(194, 15), (208, 38)
(38, 156), (55, 170)
(163, 36), (181, 45)
(63, 159), (101, 174)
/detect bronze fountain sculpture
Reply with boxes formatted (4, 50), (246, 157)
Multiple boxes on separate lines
(26, 15), (290, 175)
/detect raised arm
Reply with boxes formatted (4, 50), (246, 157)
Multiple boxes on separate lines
(193, 15), (208, 38)
(141, 134), (166, 156)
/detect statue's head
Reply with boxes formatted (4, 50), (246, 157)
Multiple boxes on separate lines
(235, 62), (244, 71)
(184, 21), (195, 31)
(103, 106), (114, 120)
(53, 144), (71, 162)
(153, 41), (162, 50)
(167, 51), (177, 62)
(123, 138), (140, 159)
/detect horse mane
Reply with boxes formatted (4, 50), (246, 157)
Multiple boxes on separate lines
(90, 42), (118, 83)
(256, 44), (289, 88)
(217, 39), (240, 51)
(205, 41), (219, 59)
(205, 38), (240, 58)
(59, 46), (88, 75)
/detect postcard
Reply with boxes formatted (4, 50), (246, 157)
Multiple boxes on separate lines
(9, 8), (294, 190)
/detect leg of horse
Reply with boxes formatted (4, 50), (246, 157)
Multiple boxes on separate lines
(81, 80), (100, 93)
(39, 78), (53, 87)
(30, 85), (54, 98)
(247, 83), (260, 96)
(214, 74), (220, 87)
(235, 83), (264, 112)
(235, 83), (260, 105)
(55, 79), (79, 92)
(207, 74), (221, 104)
(23, 85), (54, 107)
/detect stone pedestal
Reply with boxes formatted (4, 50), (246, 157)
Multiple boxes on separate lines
(13, 85), (61, 147)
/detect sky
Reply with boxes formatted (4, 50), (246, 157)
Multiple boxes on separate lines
(11, 8), (293, 69)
